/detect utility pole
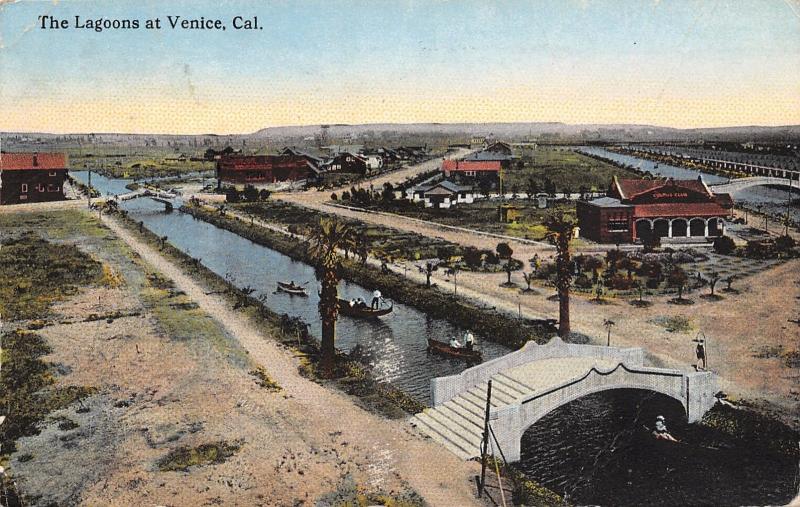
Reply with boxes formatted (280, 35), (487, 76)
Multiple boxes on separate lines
(478, 379), (493, 497)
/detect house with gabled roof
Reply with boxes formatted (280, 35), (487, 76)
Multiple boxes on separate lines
(577, 175), (733, 243)
(408, 180), (475, 209)
(0, 152), (69, 205)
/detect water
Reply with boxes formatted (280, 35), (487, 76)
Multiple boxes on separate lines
(518, 390), (797, 506)
(71, 170), (510, 402)
(75, 171), (798, 504)
(578, 147), (800, 223)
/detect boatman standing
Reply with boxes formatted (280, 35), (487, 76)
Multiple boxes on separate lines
(371, 289), (382, 309)
(463, 330), (475, 351)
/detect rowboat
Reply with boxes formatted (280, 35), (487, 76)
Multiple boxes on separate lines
(338, 298), (393, 318)
(427, 338), (482, 362)
(277, 281), (308, 296)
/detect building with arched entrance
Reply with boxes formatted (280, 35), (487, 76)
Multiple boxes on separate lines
(577, 176), (733, 243)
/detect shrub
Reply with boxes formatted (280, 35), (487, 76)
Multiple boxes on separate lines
(574, 274), (593, 289)
(713, 235), (736, 255)
(775, 235), (796, 254)
(608, 274), (635, 290)
(463, 247), (482, 269)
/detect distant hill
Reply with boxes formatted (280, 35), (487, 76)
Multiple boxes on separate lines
(3, 122), (799, 145)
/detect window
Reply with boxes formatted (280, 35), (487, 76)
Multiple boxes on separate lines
(37, 184), (45, 192)
(48, 184), (59, 192)
(607, 219), (629, 232)
(49, 171), (58, 177)
(21, 184), (28, 192)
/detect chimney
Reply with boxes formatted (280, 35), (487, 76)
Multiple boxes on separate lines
(32, 153), (39, 167)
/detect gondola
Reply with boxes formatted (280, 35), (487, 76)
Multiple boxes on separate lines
(277, 281), (308, 296)
(338, 298), (393, 318)
(427, 338), (482, 362)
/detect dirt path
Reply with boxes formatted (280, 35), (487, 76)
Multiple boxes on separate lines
(100, 215), (481, 506)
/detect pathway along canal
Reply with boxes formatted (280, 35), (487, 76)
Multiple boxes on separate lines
(73, 171), (798, 506)
(578, 146), (800, 224)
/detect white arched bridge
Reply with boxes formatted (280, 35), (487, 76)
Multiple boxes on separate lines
(111, 187), (180, 210)
(709, 176), (798, 195)
(410, 337), (717, 462)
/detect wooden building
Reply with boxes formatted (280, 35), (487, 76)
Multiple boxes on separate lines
(577, 176), (733, 243)
(216, 154), (318, 187)
(0, 152), (68, 205)
(441, 159), (501, 188)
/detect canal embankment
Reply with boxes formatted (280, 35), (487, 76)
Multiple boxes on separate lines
(180, 203), (558, 350)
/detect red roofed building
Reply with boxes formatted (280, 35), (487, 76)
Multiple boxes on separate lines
(216, 154), (319, 188)
(577, 176), (733, 243)
(442, 159), (501, 188)
(0, 152), (69, 205)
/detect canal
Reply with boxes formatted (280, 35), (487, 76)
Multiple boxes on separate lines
(71, 171), (511, 403)
(72, 171), (798, 506)
(578, 146), (800, 224)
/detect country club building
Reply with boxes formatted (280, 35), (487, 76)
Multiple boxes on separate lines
(577, 176), (734, 243)
(0, 152), (69, 205)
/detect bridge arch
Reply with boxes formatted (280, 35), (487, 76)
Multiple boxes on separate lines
(488, 362), (717, 462)
(710, 177), (800, 195)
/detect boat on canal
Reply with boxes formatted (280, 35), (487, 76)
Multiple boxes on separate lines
(338, 298), (393, 318)
(427, 338), (482, 362)
(277, 281), (308, 296)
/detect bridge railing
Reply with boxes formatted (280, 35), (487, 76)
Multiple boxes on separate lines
(430, 337), (644, 406)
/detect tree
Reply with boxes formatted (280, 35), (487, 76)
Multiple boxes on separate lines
(544, 212), (576, 338)
(668, 266), (689, 300)
(584, 256), (604, 284)
(504, 260), (514, 285)
(522, 271), (535, 292)
(381, 182), (395, 202)
(243, 184), (259, 202)
(463, 247), (483, 269)
(526, 178), (539, 200)
(617, 257), (636, 279)
(603, 319), (616, 346)
(308, 218), (356, 377)
(543, 177), (556, 197)
(723, 275), (736, 292)
(775, 235), (796, 255)
(706, 271), (721, 296)
(496, 242), (513, 260)
(713, 235), (736, 255)
(424, 261), (438, 287)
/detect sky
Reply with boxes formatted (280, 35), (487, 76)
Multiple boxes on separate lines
(0, 0), (798, 134)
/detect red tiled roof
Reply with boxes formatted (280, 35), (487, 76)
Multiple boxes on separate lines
(442, 160), (501, 172)
(633, 202), (731, 218)
(0, 152), (68, 171)
(616, 178), (710, 199)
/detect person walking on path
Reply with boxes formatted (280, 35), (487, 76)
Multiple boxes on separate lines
(695, 339), (706, 371)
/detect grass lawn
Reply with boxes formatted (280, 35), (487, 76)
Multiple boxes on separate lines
(502, 147), (643, 193)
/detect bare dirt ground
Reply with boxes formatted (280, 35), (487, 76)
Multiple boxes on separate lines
(8, 210), (481, 506)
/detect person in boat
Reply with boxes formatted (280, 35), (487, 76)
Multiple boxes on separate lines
(349, 299), (356, 307)
(653, 415), (678, 442)
(463, 330), (475, 351)
(371, 289), (382, 309)
(356, 297), (368, 309)
(449, 337), (462, 349)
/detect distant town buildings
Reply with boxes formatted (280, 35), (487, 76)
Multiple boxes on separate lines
(0, 152), (69, 205)
(577, 176), (734, 243)
(215, 154), (319, 187)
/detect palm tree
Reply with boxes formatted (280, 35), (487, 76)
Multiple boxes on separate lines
(603, 319), (616, 346)
(424, 261), (438, 287)
(307, 218), (356, 377)
(544, 212), (576, 338)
